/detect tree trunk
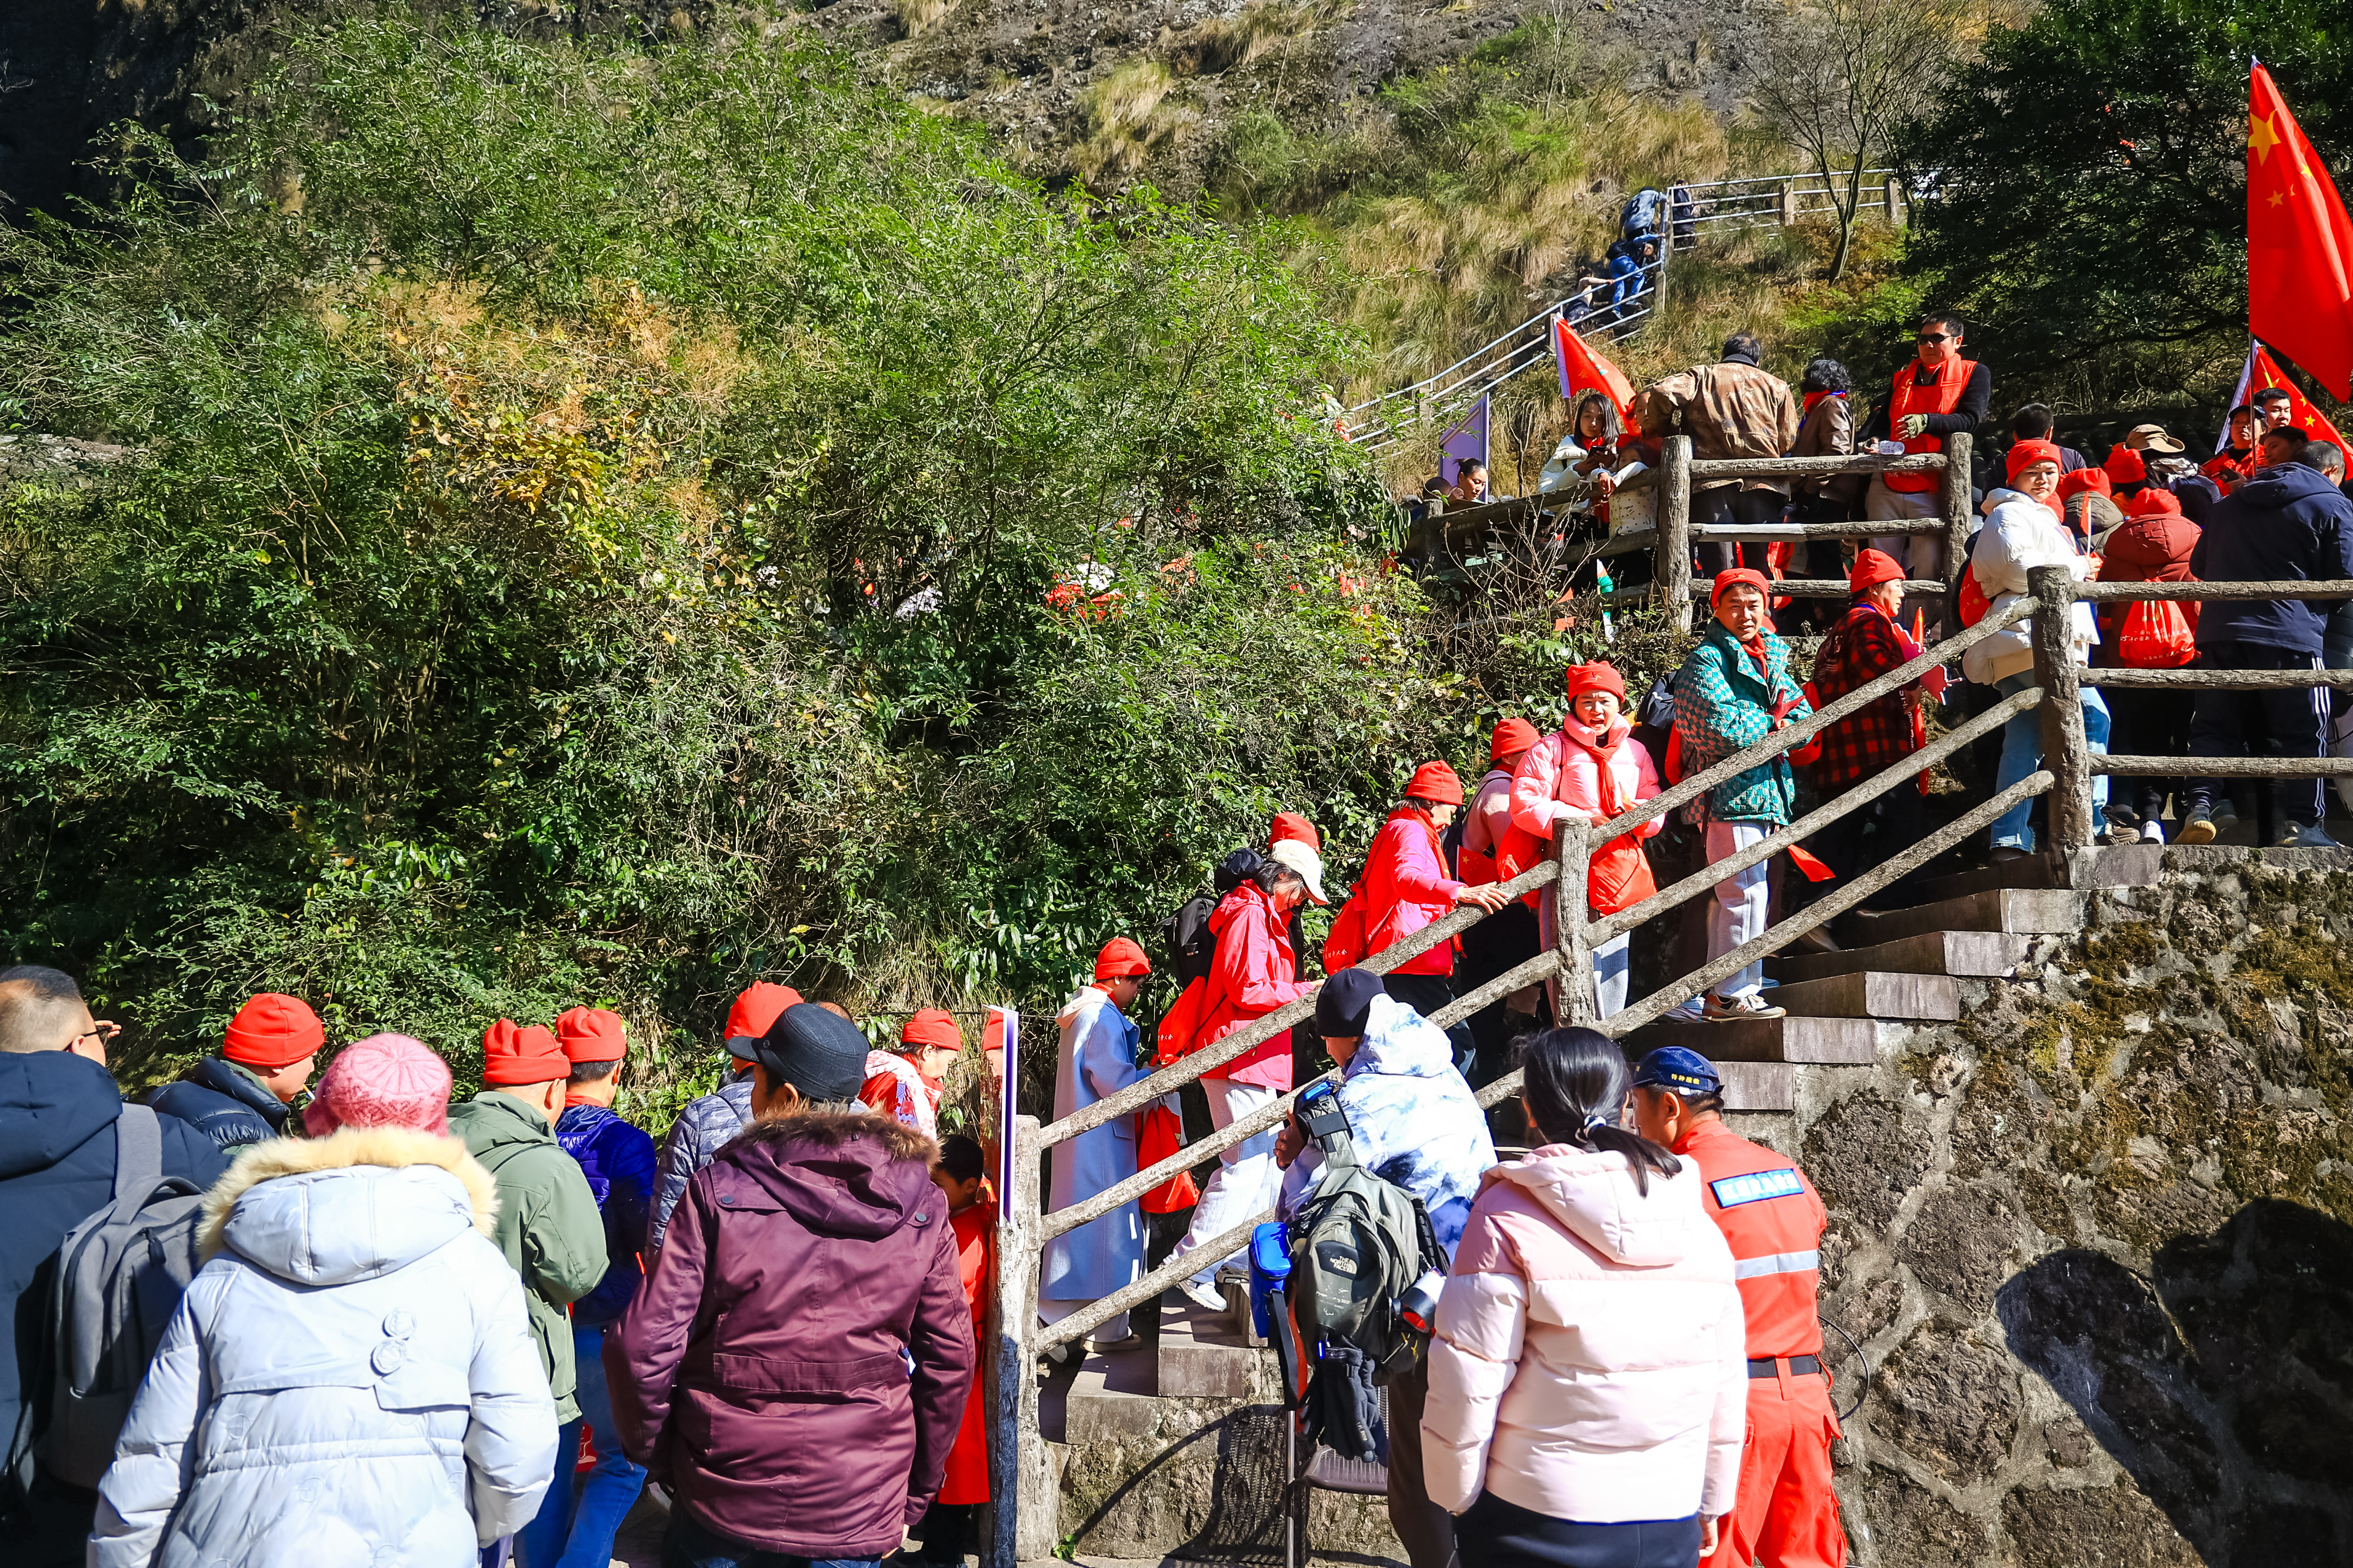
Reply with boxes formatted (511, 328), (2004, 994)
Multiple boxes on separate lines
(1829, 152), (1868, 282)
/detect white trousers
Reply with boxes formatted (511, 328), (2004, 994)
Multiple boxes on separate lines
(1707, 821), (1771, 997)
(1038, 1297), (1129, 1343)
(1168, 1077), (1281, 1288)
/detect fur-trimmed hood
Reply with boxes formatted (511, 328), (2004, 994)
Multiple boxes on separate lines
(715, 1108), (940, 1242)
(201, 1126), (500, 1286)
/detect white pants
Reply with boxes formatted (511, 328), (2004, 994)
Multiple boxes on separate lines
(1038, 1297), (1129, 1343)
(1169, 1077), (1281, 1289)
(1595, 932), (1632, 1017)
(1707, 821), (1770, 997)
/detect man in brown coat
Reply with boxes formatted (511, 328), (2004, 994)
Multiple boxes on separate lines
(1636, 331), (1801, 574)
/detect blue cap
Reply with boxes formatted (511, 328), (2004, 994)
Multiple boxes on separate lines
(1632, 1046), (1722, 1097)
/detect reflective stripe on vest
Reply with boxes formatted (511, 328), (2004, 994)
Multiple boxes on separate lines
(1682, 1123), (1826, 1359)
(1733, 1248), (1821, 1280)
(1885, 356), (1977, 492)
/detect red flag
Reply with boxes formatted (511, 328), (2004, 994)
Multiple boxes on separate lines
(1554, 316), (1636, 423)
(2248, 64), (2353, 398)
(2248, 342), (2352, 466)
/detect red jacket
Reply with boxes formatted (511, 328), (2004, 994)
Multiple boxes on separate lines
(1194, 880), (1305, 1089)
(2094, 505), (2201, 646)
(1677, 1119), (1827, 1359)
(608, 1111), (975, 1557)
(936, 1202), (995, 1505)
(1362, 807), (1464, 978)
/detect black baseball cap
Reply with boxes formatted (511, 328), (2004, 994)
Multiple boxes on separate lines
(739, 1002), (870, 1104)
(1314, 968), (1385, 1039)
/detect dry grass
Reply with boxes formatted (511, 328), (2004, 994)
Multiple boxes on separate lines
(893, 0), (954, 38)
(1073, 59), (1204, 184)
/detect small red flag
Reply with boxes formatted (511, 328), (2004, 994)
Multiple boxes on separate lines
(2248, 342), (2351, 467)
(2248, 64), (2353, 398)
(1554, 317), (1637, 424)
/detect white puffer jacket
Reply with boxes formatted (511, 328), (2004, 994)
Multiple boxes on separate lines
(1961, 489), (2098, 685)
(91, 1127), (558, 1566)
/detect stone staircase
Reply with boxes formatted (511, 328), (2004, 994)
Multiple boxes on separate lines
(1041, 845), (2172, 1559)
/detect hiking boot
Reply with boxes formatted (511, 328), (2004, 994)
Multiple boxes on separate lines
(2175, 810), (2218, 845)
(2279, 822), (2345, 849)
(2212, 800), (2239, 832)
(1703, 992), (1786, 1022)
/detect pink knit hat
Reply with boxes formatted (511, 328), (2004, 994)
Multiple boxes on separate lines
(303, 1033), (454, 1137)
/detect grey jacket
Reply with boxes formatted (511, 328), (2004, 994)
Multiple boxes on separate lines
(649, 1071), (754, 1254)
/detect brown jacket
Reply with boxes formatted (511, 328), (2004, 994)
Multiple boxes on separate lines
(1791, 392), (1863, 509)
(1635, 359), (1801, 494)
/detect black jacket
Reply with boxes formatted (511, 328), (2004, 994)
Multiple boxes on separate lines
(2190, 462), (2353, 653)
(1, 1052), (225, 1532)
(144, 1056), (291, 1153)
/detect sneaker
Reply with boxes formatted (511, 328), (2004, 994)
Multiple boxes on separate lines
(2175, 811), (2218, 845)
(2101, 825), (2142, 846)
(2280, 822), (2345, 849)
(1086, 1333), (1145, 1355)
(1176, 1278), (1227, 1313)
(1704, 992), (1786, 1022)
(2141, 820), (2165, 844)
(2212, 800), (2239, 832)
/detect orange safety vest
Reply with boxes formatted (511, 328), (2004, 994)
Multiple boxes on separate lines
(1678, 1120), (1827, 1359)
(1885, 356), (1977, 493)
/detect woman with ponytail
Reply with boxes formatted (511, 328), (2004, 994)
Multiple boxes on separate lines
(1418, 1029), (1747, 1567)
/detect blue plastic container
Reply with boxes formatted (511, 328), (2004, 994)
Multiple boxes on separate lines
(1248, 1221), (1292, 1338)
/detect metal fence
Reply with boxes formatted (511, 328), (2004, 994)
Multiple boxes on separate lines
(1675, 169), (1908, 245)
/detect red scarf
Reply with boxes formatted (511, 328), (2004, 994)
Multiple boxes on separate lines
(1801, 389), (1846, 416)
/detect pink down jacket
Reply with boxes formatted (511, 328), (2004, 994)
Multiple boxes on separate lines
(1508, 717), (1665, 840)
(1419, 1146), (1748, 1524)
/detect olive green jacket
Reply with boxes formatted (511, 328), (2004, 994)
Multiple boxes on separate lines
(448, 1090), (609, 1422)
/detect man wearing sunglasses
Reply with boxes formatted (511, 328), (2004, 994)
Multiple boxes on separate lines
(0, 965), (225, 1557)
(1860, 313), (1992, 624)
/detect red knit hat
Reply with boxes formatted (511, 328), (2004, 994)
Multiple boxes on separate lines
(1489, 717), (1541, 762)
(1711, 568), (1774, 605)
(1848, 548), (1907, 590)
(2104, 446), (2148, 485)
(555, 1006), (626, 1064)
(901, 1007), (962, 1052)
(481, 1019), (568, 1086)
(2125, 488), (2184, 516)
(1563, 662), (1628, 705)
(222, 993), (325, 1071)
(1093, 937), (1152, 981)
(304, 1033), (452, 1137)
(2007, 439), (2063, 483)
(1268, 811), (1320, 851)
(723, 982), (802, 1046)
(1404, 760), (1465, 806)
(2057, 468), (2113, 502)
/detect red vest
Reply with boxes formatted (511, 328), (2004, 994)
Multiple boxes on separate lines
(1885, 356), (1977, 493)
(1678, 1120), (1827, 1359)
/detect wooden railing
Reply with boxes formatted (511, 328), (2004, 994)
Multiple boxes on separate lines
(982, 442), (2353, 1563)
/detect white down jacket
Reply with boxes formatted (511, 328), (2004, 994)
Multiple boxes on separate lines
(1961, 490), (2098, 685)
(90, 1126), (559, 1567)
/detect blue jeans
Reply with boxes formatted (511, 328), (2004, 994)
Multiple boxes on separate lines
(662, 1506), (883, 1568)
(1991, 670), (2110, 850)
(519, 1324), (649, 1568)
(1608, 253), (1645, 308)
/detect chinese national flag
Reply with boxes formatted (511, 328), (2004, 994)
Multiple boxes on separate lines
(2248, 342), (2352, 466)
(2248, 64), (2353, 398)
(1554, 316), (1637, 423)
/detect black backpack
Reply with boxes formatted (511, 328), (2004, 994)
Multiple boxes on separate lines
(1162, 848), (1263, 985)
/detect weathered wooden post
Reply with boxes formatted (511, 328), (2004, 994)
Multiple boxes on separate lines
(1779, 179), (1798, 227)
(1660, 435), (1694, 632)
(1554, 818), (1596, 1028)
(1883, 175), (1902, 225)
(1941, 431), (1974, 610)
(2026, 563), (2095, 853)
(985, 1115), (1052, 1567)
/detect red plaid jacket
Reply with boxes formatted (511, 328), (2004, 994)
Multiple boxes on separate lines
(1809, 601), (1921, 789)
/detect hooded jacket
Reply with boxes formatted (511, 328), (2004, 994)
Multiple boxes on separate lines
(2188, 462), (2353, 653)
(1671, 621), (1812, 825)
(1362, 807), (1465, 978)
(1194, 881), (1307, 1088)
(1277, 995), (1496, 1258)
(88, 1128), (558, 1566)
(608, 1110), (974, 1559)
(1960, 490), (2098, 685)
(1508, 715), (1666, 845)
(448, 1091), (608, 1423)
(1420, 1146), (1745, 1525)
(0, 1050), (225, 1520)
(554, 1102), (657, 1327)
(145, 1056), (291, 1153)
(1042, 988), (1156, 1301)
(2093, 501), (2200, 651)
(649, 1071), (753, 1255)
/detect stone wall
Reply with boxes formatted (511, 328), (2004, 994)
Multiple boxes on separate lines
(1785, 858), (2353, 1568)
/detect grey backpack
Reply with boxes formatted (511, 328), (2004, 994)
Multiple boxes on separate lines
(40, 1104), (209, 1487)
(1287, 1088), (1443, 1370)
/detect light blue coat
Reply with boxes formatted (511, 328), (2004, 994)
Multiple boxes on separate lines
(1278, 994), (1498, 1260)
(1041, 992), (1157, 1301)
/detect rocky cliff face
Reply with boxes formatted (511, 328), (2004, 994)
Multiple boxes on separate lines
(1781, 856), (2353, 1567)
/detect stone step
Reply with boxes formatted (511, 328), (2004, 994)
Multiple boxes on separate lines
(1842, 887), (2084, 945)
(1768, 929), (2030, 982)
(1052, 1340), (1159, 1444)
(1621, 1017), (1885, 1072)
(1765, 970), (1958, 1020)
(1155, 1299), (1268, 1400)
(1866, 842), (2163, 910)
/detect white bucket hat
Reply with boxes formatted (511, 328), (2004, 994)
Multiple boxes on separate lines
(1267, 838), (1329, 906)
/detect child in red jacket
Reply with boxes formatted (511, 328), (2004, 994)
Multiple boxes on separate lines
(917, 1135), (995, 1564)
